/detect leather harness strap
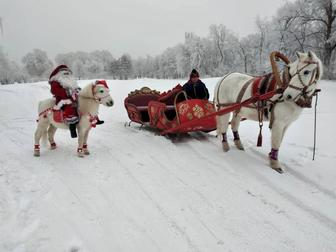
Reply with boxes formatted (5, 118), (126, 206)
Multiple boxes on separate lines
(215, 73), (233, 108)
(237, 78), (255, 104)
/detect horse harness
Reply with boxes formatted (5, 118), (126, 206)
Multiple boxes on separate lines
(215, 59), (320, 146)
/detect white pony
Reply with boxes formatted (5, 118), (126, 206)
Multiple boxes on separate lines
(214, 51), (322, 173)
(34, 80), (114, 157)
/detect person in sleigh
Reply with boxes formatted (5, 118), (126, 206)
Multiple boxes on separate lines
(183, 69), (209, 100)
(49, 65), (104, 138)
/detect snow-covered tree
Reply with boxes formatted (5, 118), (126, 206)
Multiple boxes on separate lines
(0, 47), (27, 84)
(116, 54), (133, 79)
(22, 49), (53, 78)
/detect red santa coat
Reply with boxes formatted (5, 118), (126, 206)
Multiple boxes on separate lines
(50, 80), (78, 121)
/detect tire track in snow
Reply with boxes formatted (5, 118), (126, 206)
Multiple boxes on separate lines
(97, 129), (202, 251)
(245, 148), (336, 233)
(249, 147), (336, 200)
(111, 152), (202, 252)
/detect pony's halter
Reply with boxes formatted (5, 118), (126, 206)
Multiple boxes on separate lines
(286, 60), (319, 108)
(92, 80), (111, 103)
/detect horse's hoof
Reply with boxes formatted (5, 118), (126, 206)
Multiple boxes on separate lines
(273, 167), (284, 174)
(222, 142), (230, 152)
(269, 158), (283, 173)
(234, 139), (245, 151)
(34, 150), (40, 157)
(77, 149), (84, 158)
(50, 143), (57, 150)
(83, 150), (90, 155)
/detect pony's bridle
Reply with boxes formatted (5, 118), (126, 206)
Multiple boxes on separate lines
(91, 80), (111, 103)
(286, 60), (320, 108)
(270, 51), (321, 108)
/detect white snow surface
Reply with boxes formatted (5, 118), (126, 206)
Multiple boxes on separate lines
(0, 78), (336, 252)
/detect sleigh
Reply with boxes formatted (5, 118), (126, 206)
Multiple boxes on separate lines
(124, 87), (161, 125)
(124, 85), (217, 134)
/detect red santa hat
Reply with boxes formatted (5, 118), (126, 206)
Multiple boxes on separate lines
(49, 65), (72, 80)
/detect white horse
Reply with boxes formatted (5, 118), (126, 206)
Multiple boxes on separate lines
(214, 51), (322, 173)
(34, 80), (114, 157)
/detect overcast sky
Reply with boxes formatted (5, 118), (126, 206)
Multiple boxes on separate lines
(0, 0), (290, 62)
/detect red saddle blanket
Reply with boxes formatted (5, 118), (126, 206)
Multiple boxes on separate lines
(53, 110), (64, 123)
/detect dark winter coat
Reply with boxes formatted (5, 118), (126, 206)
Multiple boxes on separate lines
(182, 79), (209, 100)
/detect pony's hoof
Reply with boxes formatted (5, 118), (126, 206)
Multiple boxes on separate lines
(83, 149), (90, 155)
(234, 139), (245, 151)
(77, 149), (84, 158)
(50, 143), (57, 150)
(273, 167), (284, 174)
(269, 158), (283, 173)
(34, 150), (40, 157)
(222, 142), (230, 152)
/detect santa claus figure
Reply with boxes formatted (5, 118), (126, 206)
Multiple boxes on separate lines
(49, 65), (80, 138)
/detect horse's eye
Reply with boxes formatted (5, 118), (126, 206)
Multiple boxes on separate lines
(303, 70), (310, 75)
(99, 89), (104, 93)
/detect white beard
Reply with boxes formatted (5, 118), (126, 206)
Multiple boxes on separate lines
(50, 71), (79, 90)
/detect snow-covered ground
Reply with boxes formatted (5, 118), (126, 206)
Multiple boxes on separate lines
(0, 78), (336, 252)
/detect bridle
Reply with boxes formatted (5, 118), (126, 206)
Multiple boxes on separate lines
(91, 80), (111, 103)
(270, 51), (320, 108)
(286, 60), (320, 108)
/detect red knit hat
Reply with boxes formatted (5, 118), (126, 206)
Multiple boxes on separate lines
(190, 69), (199, 78)
(49, 65), (71, 80)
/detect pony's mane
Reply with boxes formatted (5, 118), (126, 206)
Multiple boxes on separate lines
(313, 52), (323, 81)
(79, 83), (94, 98)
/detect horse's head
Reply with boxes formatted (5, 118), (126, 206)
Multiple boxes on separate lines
(284, 51), (323, 107)
(92, 80), (114, 107)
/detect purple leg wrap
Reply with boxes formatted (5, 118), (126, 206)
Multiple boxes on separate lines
(233, 131), (240, 140)
(222, 133), (227, 142)
(269, 148), (279, 160)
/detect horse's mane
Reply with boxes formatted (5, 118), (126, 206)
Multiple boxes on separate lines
(79, 83), (94, 99)
(313, 52), (323, 81)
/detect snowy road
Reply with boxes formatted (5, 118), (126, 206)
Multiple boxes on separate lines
(1, 79), (336, 252)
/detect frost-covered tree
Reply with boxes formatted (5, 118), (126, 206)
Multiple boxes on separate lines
(273, 0), (336, 78)
(116, 54), (133, 79)
(90, 50), (114, 78)
(22, 49), (53, 78)
(0, 47), (27, 84)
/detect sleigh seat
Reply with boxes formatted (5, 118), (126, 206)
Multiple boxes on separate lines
(124, 87), (161, 124)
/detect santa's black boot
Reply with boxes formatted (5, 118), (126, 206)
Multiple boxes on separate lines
(96, 117), (104, 125)
(69, 123), (77, 138)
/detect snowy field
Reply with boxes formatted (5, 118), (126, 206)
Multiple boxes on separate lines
(0, 78), (336, 252)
